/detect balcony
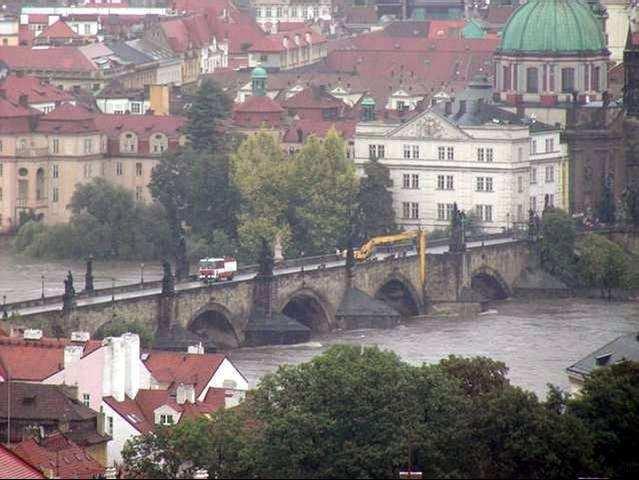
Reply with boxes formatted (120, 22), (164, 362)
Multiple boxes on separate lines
(15, 147), (50, 158)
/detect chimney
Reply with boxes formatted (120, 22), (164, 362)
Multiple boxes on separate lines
(64, 345), (84, 369)
(70, 331), (90, 342)
(122, 333), (141, 400)
(187, 343), (204, 355)
(444, 101), (452, 115)
(176, 383), (196, 405)
(105, 337), (126, 402)
(23, 329), (43, 340)
(18, 94), (29, 108)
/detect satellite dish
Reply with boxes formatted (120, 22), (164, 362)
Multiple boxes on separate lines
(0, 60), (9, 82)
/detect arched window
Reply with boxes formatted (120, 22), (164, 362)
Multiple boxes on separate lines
(150, 133), (168, 155)
(36, 167), (45, 201)
(119, 132), (138, 154)
(526, 67), (538, 94)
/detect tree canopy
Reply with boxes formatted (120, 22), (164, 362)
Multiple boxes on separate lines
(354, 156), (396, 243)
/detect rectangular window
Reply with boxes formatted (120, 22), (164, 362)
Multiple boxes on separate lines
(0, 162), (2, 176)
(84, 138), (93, 154)
(503, 65), (511, 91)
(447, 147), (454, 161)
(526, 67), (539, 93)
(277, 7), (282, 17)
(592, 66), (600, 92)
(477, 148), (484, 162)
(446, 175), (454, 190)
(402, 202), (410, 219)
(545, 166), (554, 183)
(549, 64), (555, 91)
(403, 174), (410, 189)
(136, 186), (143, 201)
(530, 168), (537, 184)
(438, 146), (445, 160)
(584, 64), (590, 94)
(476, 205), (493, 222)
(0, 187), (2, 201)
(486, 148), (494, 163)
(437, 175), (445, 190)
(530, 196), (537, 212)
(107, 417), (113, 435)
(412, 145), (419, 159)
(446, 203), (454, 220)
(548, 194), (555, 207)
(517, 204), (523, 221)
(265, 7), (272, 17)
(52, 164), (59, 179)
(52, 138), (59, 154)
(0, 140), (3, 152)
(485, 177), (493, 192)
(369, 144), (376, 159)
(531, 140), (537, 154)
(411, 174), (419, 189)
(542, 64), (548, 91)
(403, 145), (411, 159)
(545, 138), (554, 152)
(136, 162), (142, 177)
(476, 177), (485, 191)
(83, 163), (92, 178)
(517, 176), (523, 193)
(411, 202), (419, 219)
(437, 203), (446, 220)
(561, 68), (575, 93)
(82, 393), (90, 407)
(53, 187), (59, 203)
(84, 24), (90, 35)
(377, 145), (385, 158)
(116, 162), (123, 176)
(131, 102), (141, 114)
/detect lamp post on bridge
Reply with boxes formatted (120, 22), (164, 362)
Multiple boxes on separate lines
(140, 263), (145, 287)
(41, 275), (45, 301)
(2, 294), (6, 319)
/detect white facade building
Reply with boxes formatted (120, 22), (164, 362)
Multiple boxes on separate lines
(252, 0), (332, 30)
(353, 93), (568, 233)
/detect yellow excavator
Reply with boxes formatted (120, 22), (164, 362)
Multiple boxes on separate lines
(353, 230), (427, 288)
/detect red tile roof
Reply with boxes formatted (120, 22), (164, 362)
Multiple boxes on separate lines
(282, 86), (346, 110)
(249, 28), (327, 53)
(0, 46), (96, 72)
(277, 22), (307, 32)
(0, 74), (73, 105)
(103, 395), (153, 434)
(283, 118), (357, 144)
(485, 6), (516, 25)
(94, 113), (186, 139)
(0, 336), (101, 382)
(210, 16), (266, 55)
(427, 20), (465, 39)
(0, 444), (45, 479)
(12, 434), (104, 480)
(25, 14), (49, 24)
(234, 95), (285, 114)
(143, 351), (228, 397)
(36, 103), (99, 134)
(160, 14), (214, 53)
(39, 20), (79, 40)
(18, 25), (35, 47)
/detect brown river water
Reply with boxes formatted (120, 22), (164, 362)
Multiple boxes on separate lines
(2, 238), (638, 398)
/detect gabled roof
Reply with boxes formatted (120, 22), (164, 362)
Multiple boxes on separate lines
(0, 46), (96, 72)
(142, 351), (228, 397)
(39, 20), (78, 40)
(567, 332), (639, 377)
(281, 86), (346, 110)
(0, 444), (45, 479)
(0, 74), (73, 105)
(282, 118), (357, 143)
(234, 95), (284, 114)
(0, 335), (102, 382)
(0, 382), (98, 422)
(12, 434), (104, 480)
(36, 103), (99, 134)
(248, 28), (327, 53)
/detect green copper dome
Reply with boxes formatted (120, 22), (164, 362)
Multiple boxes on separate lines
(251, 66), (267, 79)
(498, 0), (606, 55)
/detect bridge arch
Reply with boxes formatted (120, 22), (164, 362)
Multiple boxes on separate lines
(375, 274), (422, 317)
(470, 266), (511, 300)
(188, 303), (240, 350)
(279, 288), (334, 333)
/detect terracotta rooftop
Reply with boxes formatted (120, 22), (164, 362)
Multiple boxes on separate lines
(234, 95), (285, 114)
(0, 444), (45, 479)
(36, 103), (100, 134)
(94, 113), (186, 138)
(12, 434), (104, 480)
(249, 28), (327, 53)
(39, 20), (79, 40)
(0, 46), (96, 72)
(0, 335), (102, 382)
(0, 74), (73, 105)
(282, 86), (346, 110)
(283, 118), (357, 144)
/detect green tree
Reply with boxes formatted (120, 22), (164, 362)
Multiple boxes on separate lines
(289, 130), (357, 255)
(569, 361), (639, 478)
(230, 131), (295, 261)
(354, 156), (396, 243)
(439, 355), (510, 398)
(577, 234), (628, 298)
(598, 176), (616, 224)
(622, 184), (639, 226)
(539, 208), (576, 276)
(94, 317), (154, 348)
(185, 78), (232, 153)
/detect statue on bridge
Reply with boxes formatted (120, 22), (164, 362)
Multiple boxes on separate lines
(84, 255), (94, 294)
(258, 237), (274, 278)
(162, 260), (175, 295)
(449, 203), (466, 253)
(62, 270), (76, 310)
(175, 234), (189, 281)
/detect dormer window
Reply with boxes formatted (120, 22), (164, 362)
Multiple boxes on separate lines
(120, 132), (138, 154)
(151, 133), (168, 155)
(159, 414), (174, 425)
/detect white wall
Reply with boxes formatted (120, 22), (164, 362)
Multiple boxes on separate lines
(101, 400), (142, 467)
(197, 358), (249, 402)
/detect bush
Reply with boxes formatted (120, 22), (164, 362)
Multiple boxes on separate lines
(94, 317), (154, 348)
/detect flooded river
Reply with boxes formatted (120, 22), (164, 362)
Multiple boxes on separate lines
(1, 239), (638, 398)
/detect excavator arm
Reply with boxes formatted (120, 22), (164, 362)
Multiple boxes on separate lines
(354, 230), (420, 261)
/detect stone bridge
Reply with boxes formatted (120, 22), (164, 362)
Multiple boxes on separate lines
(5, 240), (531, 349)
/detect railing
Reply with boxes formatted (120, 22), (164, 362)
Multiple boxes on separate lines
(1, 232), (522, 313)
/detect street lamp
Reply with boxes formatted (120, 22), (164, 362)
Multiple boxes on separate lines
(41, 275), (45, 301)
(111, 278), (115, 303)
(140, 263), (145, 286)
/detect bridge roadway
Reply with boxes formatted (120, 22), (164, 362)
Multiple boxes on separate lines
(10, 237), (518, 318)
